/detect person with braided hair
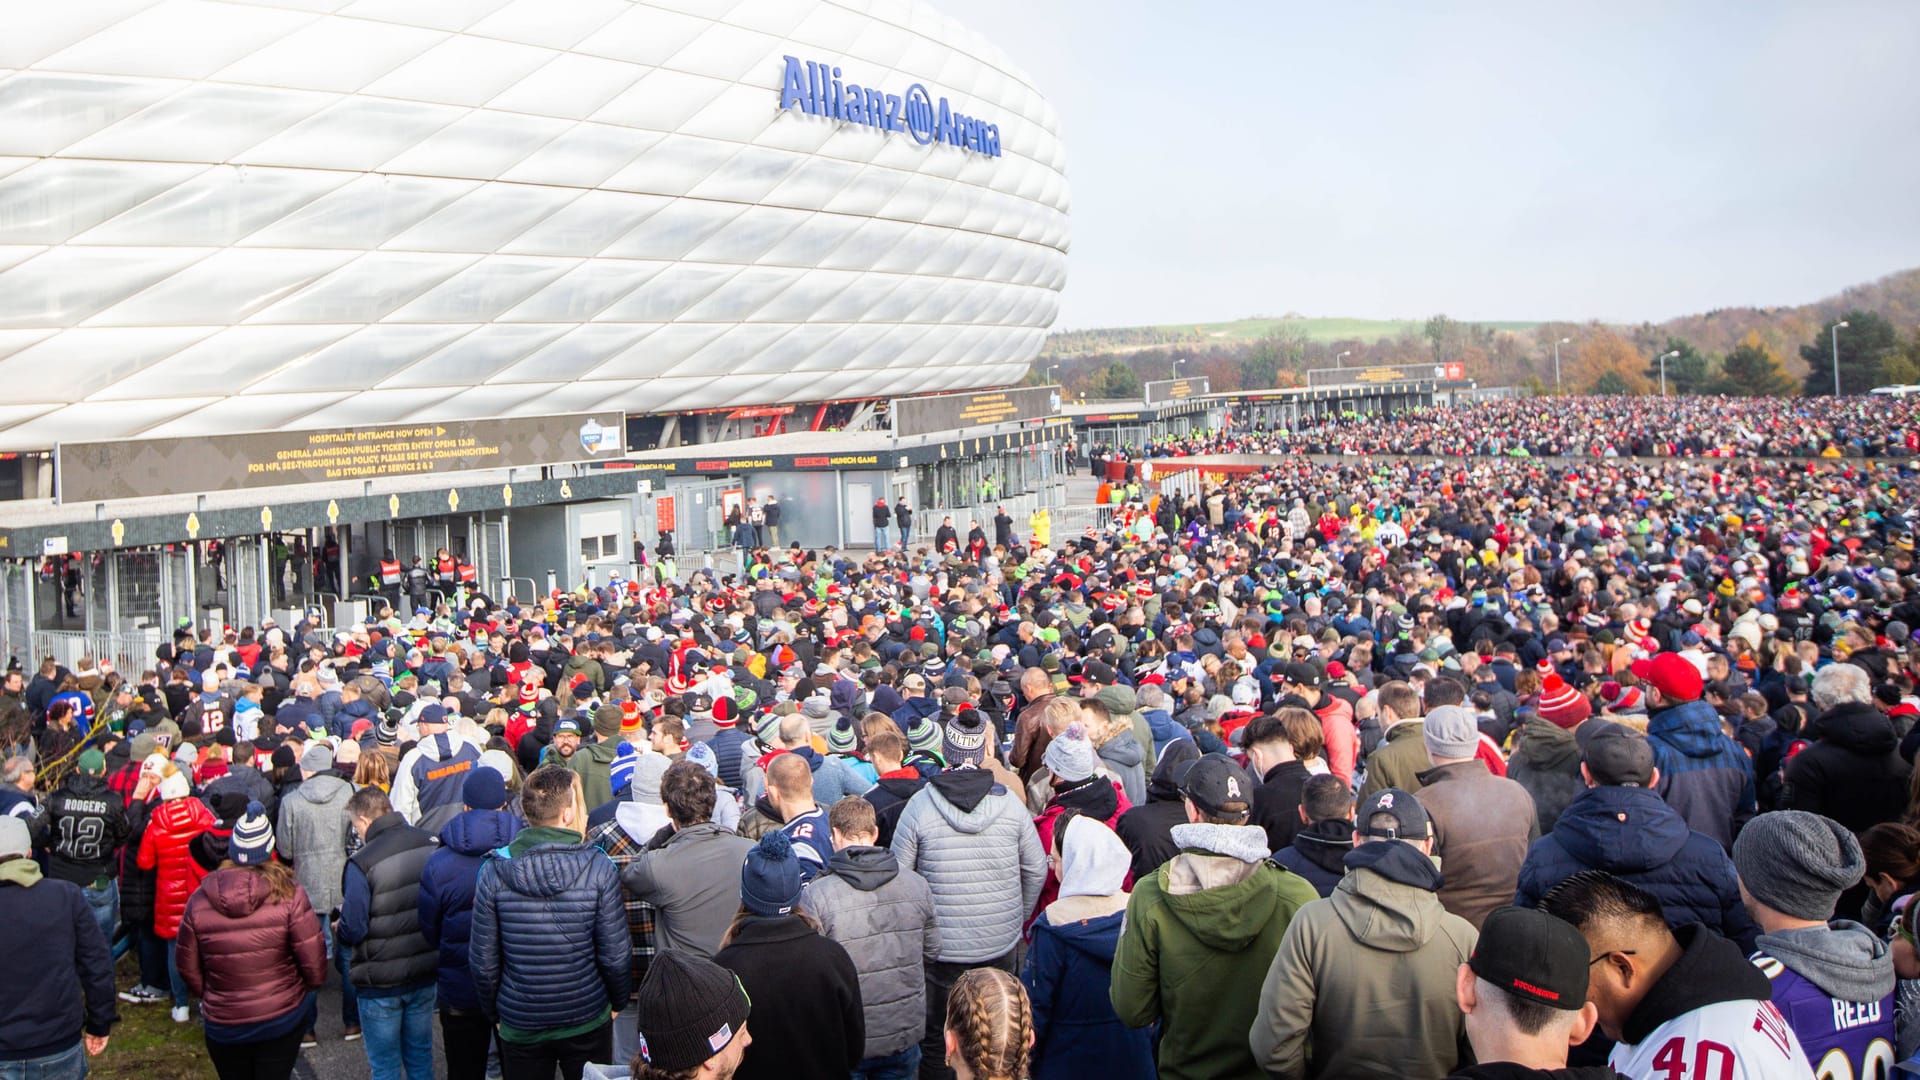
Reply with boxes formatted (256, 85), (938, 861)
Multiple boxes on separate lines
(942, 968), (1032, 1080)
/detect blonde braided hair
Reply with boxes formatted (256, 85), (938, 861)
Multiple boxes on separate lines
(944, 968), (1032, 1080)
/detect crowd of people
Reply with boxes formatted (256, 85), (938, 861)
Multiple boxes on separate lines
(1091, 394), (1920, 460)
(0, 400), (1917, 1080)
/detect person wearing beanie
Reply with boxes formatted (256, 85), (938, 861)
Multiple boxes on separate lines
(714, 830), (864, 1080)
(1032, 723), (1132, 929)
(470, 765), (631, 1078)
(417, 767), (521, 1080)
(1735, 811), (1895, 1078)
(138, 763), (216, 1021)
(1412, 703), (1539, 929)
(902, 713), (946, 778)
(701, 696), (752, 791)
(1515, 725), (1758, 953)
(174, 800), (325, 1080)
(562, 701), (634, 816)
(0, 813), (120, 1074)
(1633, 651), (1756, 851)
(32, 744), (132, 950)
(891, 718), (1045, 1077)
(1541, 870), (1811, 1080)
(1509, 676), (1598, 836)
(826, 717), (880, 790)
(630, 952), (752, 1080)
(274, 736), (361, 1042)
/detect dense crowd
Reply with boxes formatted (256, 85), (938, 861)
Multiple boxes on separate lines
(1102, 395), (1920, 459)
(2, 402), (1919, 1080)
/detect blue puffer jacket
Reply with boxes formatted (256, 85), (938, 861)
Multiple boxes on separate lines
(1513, 784), (1758, 952)
(469, 828), (632, 1032)
(1022, 909), (1156, 1080)
(417, 809), (520, 1010)
(1646, 698), (1757, 850)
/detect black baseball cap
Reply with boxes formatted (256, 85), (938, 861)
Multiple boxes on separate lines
(1281, 661), (1325, 688)
(1356, 787), (1431, 840)
(1180, 755), (1252, 821)
(1469, 906), (1591, 1010)
(1084, 661), (1117, 686)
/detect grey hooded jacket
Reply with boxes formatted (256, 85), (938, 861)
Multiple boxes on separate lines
(620, 821), (755, 957)
(275, 773), (354, 912)
(802, 845), (941, 1059)
(891, 769), (1045, 964)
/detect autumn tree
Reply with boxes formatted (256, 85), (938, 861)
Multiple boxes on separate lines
(1801, 310), (1896, 395)
(1715, 332), (1794, 396)
(1569, 330), (1652, 395)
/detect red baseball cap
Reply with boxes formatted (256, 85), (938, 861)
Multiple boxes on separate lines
(1630, 653), (1703, 703)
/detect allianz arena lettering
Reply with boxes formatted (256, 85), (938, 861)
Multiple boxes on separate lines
(779, 55), (1003, 158)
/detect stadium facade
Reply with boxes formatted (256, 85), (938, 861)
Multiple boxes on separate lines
(0, 0), (1070, 454)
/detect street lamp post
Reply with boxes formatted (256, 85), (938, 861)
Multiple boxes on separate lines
(1172, 357), (1186, 378)
(1657, 349), (1680, 396)
(1335, 350), (1352, 368)
(1831, 320), (1849, 396)
(1046, 364), (1059, 386)
(1554, 337), (1570, 394)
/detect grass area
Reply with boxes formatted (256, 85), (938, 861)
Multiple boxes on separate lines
(102, 962), (215, 1080)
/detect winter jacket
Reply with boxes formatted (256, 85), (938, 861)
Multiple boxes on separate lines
(1250, 759), (1312, 854)
(392, 731), (483, 826)
(620, 821), (755, 957)
(1110, 822), (1319, 1080)
(137, 794), (216, 938)
(1417, 759), (1538, 930)
(1606, 923), (1810, 1079)
(0, 860), (118, 1060)
(417, 808), (519, 1011)
(1782, 702), (1911, 834)
(338, 813), (437, 993)
(203, 763), (276, 822)
(1356, 720), (1431, 802)
(891, 769), (1046, 964)
(586, 801), (667, 999)
(1096, 729), (1149, 807)
(801, 846), (939, 1060)
(176, 868), (326, 1031)
(32, 773), (131, 886)
(703, 726), (752, 789)
(1272, 818), (1354, 897)
(470, 826), (631, 1037)
(273, 773), (352, 914)
(864, 772), (927, 848)
(1025, 907), (1157, 1080)
(1752, 921), (1895, 1080)
(565, 737), (621, 812)
(1115, 741), (1202, 880)
(1252, 840), (1478, 1079)
(1142, 706), (1192, 760)
(1514, 784), (1758, 951)
(1094, 684), (1158, 778)
(714, 916), (864, 1080)
(1507, 714), (1586, 834)
(1646, 698), (1757, 850)
(1031, 775), (1131, 925)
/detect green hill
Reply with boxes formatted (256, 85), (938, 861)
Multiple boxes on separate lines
(1041, 316), (1540, 358)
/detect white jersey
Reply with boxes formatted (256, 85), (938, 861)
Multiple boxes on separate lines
(1609, 998), (1814, 1080)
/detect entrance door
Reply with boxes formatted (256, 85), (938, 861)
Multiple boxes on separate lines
(846, 482), (874, 546)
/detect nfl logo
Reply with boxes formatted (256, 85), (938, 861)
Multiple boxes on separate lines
(579, 419), (609, 454)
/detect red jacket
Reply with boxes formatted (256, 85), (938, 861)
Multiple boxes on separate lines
(137, 796), (215, 938)
(1028, 779), (1133, 933)
(177, 869), (326, 1027)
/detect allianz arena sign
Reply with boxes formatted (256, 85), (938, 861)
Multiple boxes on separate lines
(779, 55), (1004, 158)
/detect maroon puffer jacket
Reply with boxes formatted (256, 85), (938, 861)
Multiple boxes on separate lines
(176, 868), (326, 1026)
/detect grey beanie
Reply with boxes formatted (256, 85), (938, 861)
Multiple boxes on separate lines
(1732, 810), (1865, 922)
(1421, 705), (1480, 760)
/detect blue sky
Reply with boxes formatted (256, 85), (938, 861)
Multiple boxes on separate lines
(958, 1), (1920, 330)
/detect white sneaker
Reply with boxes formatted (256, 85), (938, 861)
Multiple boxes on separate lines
(171, 1006), (189, 1024)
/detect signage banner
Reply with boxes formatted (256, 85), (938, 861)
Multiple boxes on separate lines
(892, 386), (1060, 437)
(57, 412), (626, 503)
(1143, 377), (1210, 406)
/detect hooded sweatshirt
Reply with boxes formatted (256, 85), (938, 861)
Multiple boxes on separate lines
(1252, 840), (1478, 1079)
(1115, 741), (1200, 880)
(890, 768), (1046, 964)
(1273, 818), (1355, 898)
(1110, 822), (1318, 1080)
(802, 845), (938, 1061)
(1609, 923), (1810, 1078)
(1752, 921), (1895, 1079)
(1646, 698), (1757, 849)
(1025, 817), (1155, 1080)
(1094, 684), (1158, 781)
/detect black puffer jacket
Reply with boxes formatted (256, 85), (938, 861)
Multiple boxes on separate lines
(469, 828), (631, 1032)
(1783, 700), (1912, 833)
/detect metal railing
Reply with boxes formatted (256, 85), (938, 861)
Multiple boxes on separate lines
(28, 629), (166, 675)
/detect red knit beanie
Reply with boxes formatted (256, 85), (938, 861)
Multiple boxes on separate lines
(1538, 674), (1592, 730)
